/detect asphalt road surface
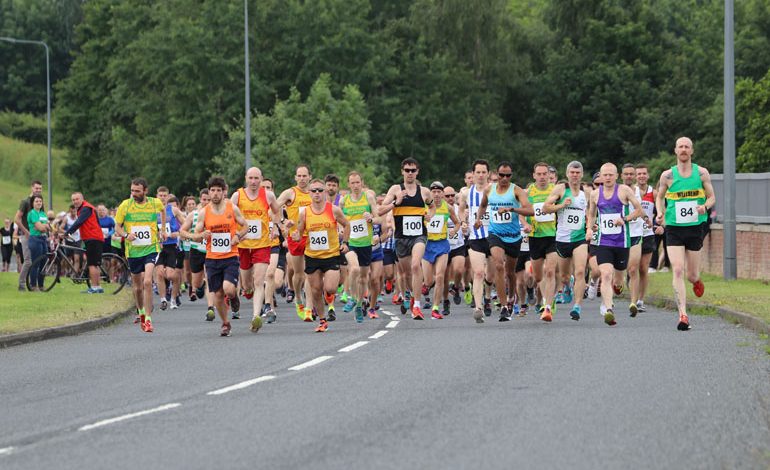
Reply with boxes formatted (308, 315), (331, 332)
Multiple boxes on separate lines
(1, 290), (769, 469)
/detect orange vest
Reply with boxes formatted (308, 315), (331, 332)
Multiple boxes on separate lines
(285, 186), (312, 225)
(204, 200), (239, 259)
(236, 187), (271, 249)
(303, 202), (340, 259)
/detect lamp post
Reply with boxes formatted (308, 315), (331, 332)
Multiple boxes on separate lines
(723, 0), (737, 280)
(0, 37), (52, 210)
(244, 0), (251, 171)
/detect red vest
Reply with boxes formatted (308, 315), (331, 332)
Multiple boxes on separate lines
(78, 200), (104, 241)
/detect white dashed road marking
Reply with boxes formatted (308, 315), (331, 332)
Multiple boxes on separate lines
(207, 375), (276, 396)
(78, 403), (181, 432)
(369, 330), (389, 339)
(339, 341), (369, 353)
(288, 355), (333, 371)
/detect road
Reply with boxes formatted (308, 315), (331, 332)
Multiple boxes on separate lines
(1, 290), (769, 469)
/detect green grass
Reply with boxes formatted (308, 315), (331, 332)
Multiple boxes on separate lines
(0, 134), (71, 219)
(0, 272), (132, 335)
(646, 272), (770, 325)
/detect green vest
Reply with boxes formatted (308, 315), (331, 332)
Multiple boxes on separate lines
(665, 164), (707, 227)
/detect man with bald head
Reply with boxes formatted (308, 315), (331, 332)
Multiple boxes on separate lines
(232, 167), (282, 329)
(64, 192), (106, 293)
(655, 137), (716, 331)
(586, 163), (643, 326)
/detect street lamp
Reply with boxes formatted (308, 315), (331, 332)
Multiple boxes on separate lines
(244, 0), (251, 171)
(0, 36), (52, 210)
(723, 0), (737, 279)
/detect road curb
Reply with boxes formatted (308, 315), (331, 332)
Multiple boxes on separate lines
(0, 306), (135, 349)
(645, 295), (770, 335)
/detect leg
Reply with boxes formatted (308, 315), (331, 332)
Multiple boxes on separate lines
(321, 269), (341, 320)
(469, 249), (487, 310)
(667, 245), (687, 315)
(131, 272), (145, 310)
(433, 254), (448, 307)
(571, 245), (588, 307)
(265, 253), (278, 307)
(638, 251), (653, 301)
(251, 262), (269, 317)
(541, 252), (558, 305)
(627, 243), (641, 304)
(345, 251), (361, 301)
(490, 246), (507, 308)
(143, 263), (156, 316)
(599, 263), (615, 310)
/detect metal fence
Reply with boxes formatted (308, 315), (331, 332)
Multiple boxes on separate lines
(710, 172), (770, 224)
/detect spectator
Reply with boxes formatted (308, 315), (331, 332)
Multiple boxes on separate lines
(27, 195), (50, 291)
(14, 180), (43, 291)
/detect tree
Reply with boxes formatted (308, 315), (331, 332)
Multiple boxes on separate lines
(736, 70), (770, 172)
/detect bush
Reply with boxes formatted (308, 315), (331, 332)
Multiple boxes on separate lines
(0, 111), (50, 145)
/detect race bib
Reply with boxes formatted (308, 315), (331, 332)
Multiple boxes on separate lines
(533, 203), (554, 223)
(244, 219), (262, 240)
(349, 219), (369, 240)
(309, 230), (330, 251)
(520, 236), (529, 251)
(675, 201), (699, 224)
(564, 209), (584, 230)
(402, 216), (423, 236)
(101, 228), (110, 238)
(491, 210), (513, 224)
(478, 210), (490, 227)
(2, 235), (11, 245)
(130, 225), (152, 246)
(210, 232), (232, 253)
(600, 213), (622, 235)
(427, 215), (445, 234)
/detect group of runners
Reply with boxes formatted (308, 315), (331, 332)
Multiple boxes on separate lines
(17, 135), (714, 336)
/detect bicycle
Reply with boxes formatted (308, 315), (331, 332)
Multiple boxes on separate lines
(26, 236), (129, 294)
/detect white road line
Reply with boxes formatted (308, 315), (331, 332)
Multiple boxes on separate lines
(338, 341), (368, 353)
(386, 320), (399, 329)
(207, 375), (276, 396)
(381, 310), (391, 316)
(0, 447), (14, 456)
(369, 330), (389, 339)
(78, 403), (181, 432)
(288, 355), (333, 371)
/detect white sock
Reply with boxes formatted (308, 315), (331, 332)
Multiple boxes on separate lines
(414, 300), (421, 309)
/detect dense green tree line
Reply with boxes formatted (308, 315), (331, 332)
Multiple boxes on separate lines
(2, 0), (769, 204)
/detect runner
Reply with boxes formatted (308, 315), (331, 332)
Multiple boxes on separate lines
(14, 180), (43, 290)
(231, 167), (281, 329)
(620, 164), (647, 316)
(635, 164), (662, 312)
(475, 162), (533, 321)
(292, 178), (350, 332)
(180, 196), (197, 299)
(339, 171), (379, 322)
(180, 189), (215, 320)
(275, 164), (313, 320)
(114, 178), (167, 333)
(261, 178), (285, 324)
(368, 216), (385, 318)
(443, 186), (468, 315)
(154, 188), (186, 310)
(586, 171), (603, 300)
(1, 218), (14, 272)
(457, 159), (495, 322)
(543, 161), (591, 320)
(515, 225), (536, 315)
(378, 158), (434, 319)
(524, 162), (558, 322)
(63, 192), (106, 294)
(190, 176), (250, 336)
(586, 163), (643, 326)
(655, 137), (716, 331)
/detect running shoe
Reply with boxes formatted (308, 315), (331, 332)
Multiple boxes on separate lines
(526, 287), (536, 305)
(295, 303), (305, 319)
(519, 304), (528, 316)
(677, 313), (691, 331)
(512, 302), (520, 317)
(340, 292), (350, 303)
(221, 322), (231, 336)
(315, 318), (328, 333)
(562, 287), (573, 304)
(230, 295), (240, 313)
(368, 308), (379, 319)
(424, 295), (431, 306)
(392, 293), (403, 305)
(180, 282), (187, 293)
(554, 291), (565, 304)
(375, 298), (382, 310)
(442, 299), (451, 316)
(464, 287), (473, 305)
(82, 287), (105, 294)
(430, 307), (443, 320)
(142, 317), (154, 333)
(385, 279), (393, 294)
(692, 279), (705, 297)
(499, 306), (510, 322)
(205, 307), (215, 321)
(170, 302), (179, 310)
(473, 308), (484, 324)
(190, 292), (198, 302)
(629, 302), (638, 318)
(136, 312), (145, 326)
(304, 307), (314, 322)
(400, 303), (408, 315)
(160, 298), (168, 311)
(450, 285), (461, 305)
(337, 284), (344, 295)
(195, 285), (205, 299)
(361, 298), (370, 312)
(637, 300), (646, 312)
(421, 284), (430, 296)
(570, 304), (581, 321)
(613, 284), (623, 295)
(540, 305), (552, 322)
(412, 306), (424, 320)
(286, 289), (295, 303)
(483, 299), (492, 317)
(604, 309), (616, 326)
(343, 298), (356, 313)
(266, 307), (277, 324)
(586, 280), (598, 300)
(278, 284), (287, 297)
(243, 289), (254, 300)
(250, 315), (263, 332)
(404, 290), (412, 306)
(231, 311), (240, 320)
(327, 305), (336, 322)
(355, 306), (364, 323)
(324, 292), (336, 306)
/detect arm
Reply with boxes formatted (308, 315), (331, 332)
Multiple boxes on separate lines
(620, 186), (643, 221)
(514, 186), (534, 217)
(333, 205), (350, 243)
(192, 209), (208, 242)
(542, 184), (566, 214)
(474, 188), (490, 229)
(655, 170), (672, 225)
(377, 185), (400, 216)
(65, 207), (93, 235)
(585, 191), (598, 242)
(365, 191), (380, 225)
(267, 191), (282, 239)
(179, 212), (195, 240)
(422, 187), (434, 206)
(292, 207), (306, 241)
(158, 202), (168, 241)
(14, 208), (29, 237)
(699, 167), (716, 214)
(231, 205), (249, 244)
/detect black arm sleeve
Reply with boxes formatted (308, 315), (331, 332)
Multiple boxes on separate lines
(66, 207), (93, 234)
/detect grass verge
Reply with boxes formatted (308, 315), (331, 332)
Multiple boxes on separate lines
(645, 272), (770, 325)
(0, 272), (132, 335)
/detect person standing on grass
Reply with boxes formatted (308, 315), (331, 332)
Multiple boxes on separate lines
(26, 195), (50, 291)
(1, 218), (14, 272)
(62, 192), (106, 294)
(14, 180), (43, 291)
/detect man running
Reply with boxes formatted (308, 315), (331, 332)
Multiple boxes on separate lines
(378, 158), (433, 319)
(543, 161), (591, 320)
(114, 178), (167, 332)
(231, 167), (281, 329)
(293, 178), (350, 332)
(180, 189), (215, 321)
(620, 164), (647, 316)
(191, 176), (250, 336)
(443, 186), (468, 315)
(260, 178), (285, 323)
(586, 164), (642, 326)
(422, 181), (461, 319)
(63, 192), (106, 294)
(525, 162), (558, 322)
(635, 164), (662, 312)
(655, 137), (715, 331)
(155, 188), (187, 310)
(276, 164), (313, 320)
(474, 162), (533, 321)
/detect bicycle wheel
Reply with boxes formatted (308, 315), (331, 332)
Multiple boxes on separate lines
(26, 254), (61, 292)
(88, 253), (130, 295)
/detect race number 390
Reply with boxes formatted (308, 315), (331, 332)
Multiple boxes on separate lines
(210, 233), (231, 253)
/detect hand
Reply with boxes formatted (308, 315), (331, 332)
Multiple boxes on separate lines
(201, 230), (211, 242)
(341, 243), (349, 254)
(372, 235), (380, 245)
(585, 227), (593, 242)
(284, 219), (295, 230)
(270, 227), (279, 240)
(474, 220), (482, 230)
(697, 205), (707, 215)
(127, 233), (136, 242)
(522, 223), (532, 234)
(655, 213), (664, 226)
(395, 190), (407, 205)
(232, 234), (240, 246)
(291, 230), (300, 242)
(160, 230), (168, 242)
(562, 197), (572, 207)
(614, 217), (625, 227)
(363, 212), (372, 223)
(654, 225), (664, 235)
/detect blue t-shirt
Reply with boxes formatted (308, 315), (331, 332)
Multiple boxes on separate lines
(99, 216), (115, 241)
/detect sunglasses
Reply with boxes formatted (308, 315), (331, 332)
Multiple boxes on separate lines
(497, 173), (512, 178)
(309, 188), (325, 193)
(445, 193), (456, 197)
(403, 168), (418, 173)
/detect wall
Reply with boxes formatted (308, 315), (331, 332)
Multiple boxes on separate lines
(701, 223), (770, 280)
